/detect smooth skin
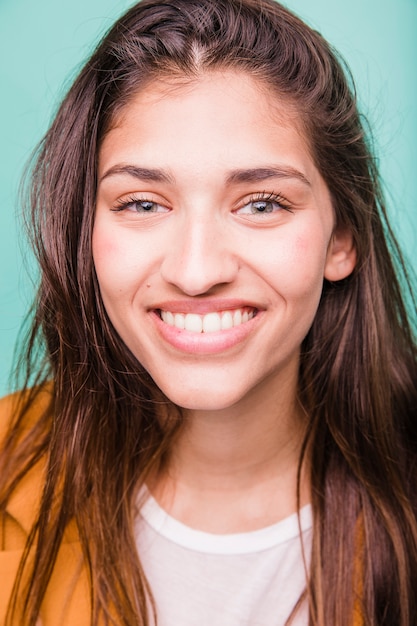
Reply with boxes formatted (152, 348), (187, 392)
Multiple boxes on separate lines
(93, 71), (356, 533)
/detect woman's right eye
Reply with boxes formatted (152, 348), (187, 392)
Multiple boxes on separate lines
(111, 198), (170, 214)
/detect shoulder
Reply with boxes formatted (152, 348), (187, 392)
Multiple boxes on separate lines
(0, 386), (92, 626)
(0, 381), (53, 424)
(0, 383), (54, 453)
(0, 390), (21, 442)
(0, 384), (53, 541)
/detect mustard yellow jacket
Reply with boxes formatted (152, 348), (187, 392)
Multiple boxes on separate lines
(0, 391), (91, 625)
(0, 391), (364, 626)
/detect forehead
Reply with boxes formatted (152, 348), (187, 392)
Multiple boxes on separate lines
(99, 71), (317, 185)
(104, 70), (306, 139)
(113, 70), (301, 122)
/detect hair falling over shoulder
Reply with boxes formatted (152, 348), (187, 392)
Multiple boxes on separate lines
(0, 0), (416, 624)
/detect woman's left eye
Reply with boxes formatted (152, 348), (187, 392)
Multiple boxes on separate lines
(235, 194), (292, 215)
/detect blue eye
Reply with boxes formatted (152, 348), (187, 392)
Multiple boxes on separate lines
(128, 200), (160, 213)
(245, 200), (279, 214)
(236, 194), (292, 216)
(112, 198), (169, 214)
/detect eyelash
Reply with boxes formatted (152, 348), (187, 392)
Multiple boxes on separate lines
(237, 192), (293, 214)
(110, 191), (293, 214)
(111, 195), (167, 213)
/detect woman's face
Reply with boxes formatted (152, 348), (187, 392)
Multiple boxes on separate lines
(93, 72), (354, 411)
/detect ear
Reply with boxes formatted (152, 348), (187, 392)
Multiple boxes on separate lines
(324, 228), (356, 281)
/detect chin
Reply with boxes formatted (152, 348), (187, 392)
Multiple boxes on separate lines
(157, 384), (243, 412)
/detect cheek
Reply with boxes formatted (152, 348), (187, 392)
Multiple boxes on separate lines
(92, 234), (140, 318)
(92, 225), (142, 295)
(92, 229), (119, 290)
(293, 234), (328, 293)
(93, 234), (118, 270)
(261, 231), (329, 299)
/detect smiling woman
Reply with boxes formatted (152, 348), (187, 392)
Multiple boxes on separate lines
(93, 72), (353, 410)
(0, 1), (416, 626)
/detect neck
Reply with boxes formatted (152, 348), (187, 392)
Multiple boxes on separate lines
(150, 368), (310, 533)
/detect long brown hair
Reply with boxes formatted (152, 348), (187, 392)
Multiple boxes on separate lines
(1, 0), (416, 624)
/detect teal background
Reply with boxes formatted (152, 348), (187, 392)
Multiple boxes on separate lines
(0, 0), (416, 396)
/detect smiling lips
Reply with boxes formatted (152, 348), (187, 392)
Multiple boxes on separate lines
(159, 307), (256, 333)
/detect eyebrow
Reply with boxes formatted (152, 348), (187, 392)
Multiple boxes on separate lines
(225, 166), (311, 187)
(99, 165), (174, 184)
(99, 164), (310, 187)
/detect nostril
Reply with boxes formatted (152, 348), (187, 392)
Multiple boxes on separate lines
(160, 248), (239, 296)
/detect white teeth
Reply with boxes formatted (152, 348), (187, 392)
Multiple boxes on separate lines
(202, 312), (222, 333)
(174, 313), (185, 329)
(221, 311), (233, 330)
(166, 311), (175, 326)
(233, 309), (242, 326)
(160, 308), (255, 333)
(184, 313), (203, 333)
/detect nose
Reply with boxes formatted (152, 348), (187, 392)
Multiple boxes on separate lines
(160, 213), (239, 296)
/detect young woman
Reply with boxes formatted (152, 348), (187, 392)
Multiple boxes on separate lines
(1, 0), (416, 624)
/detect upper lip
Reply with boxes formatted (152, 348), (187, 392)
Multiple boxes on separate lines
(149, 299), (261, 314)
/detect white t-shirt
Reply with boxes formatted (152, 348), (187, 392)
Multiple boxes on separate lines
(135, 493), (312, 626)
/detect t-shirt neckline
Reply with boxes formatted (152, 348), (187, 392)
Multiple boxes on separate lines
(138, 491), (313, 555)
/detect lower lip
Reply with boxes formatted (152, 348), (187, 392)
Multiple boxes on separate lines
(151, 310), (261, 355)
